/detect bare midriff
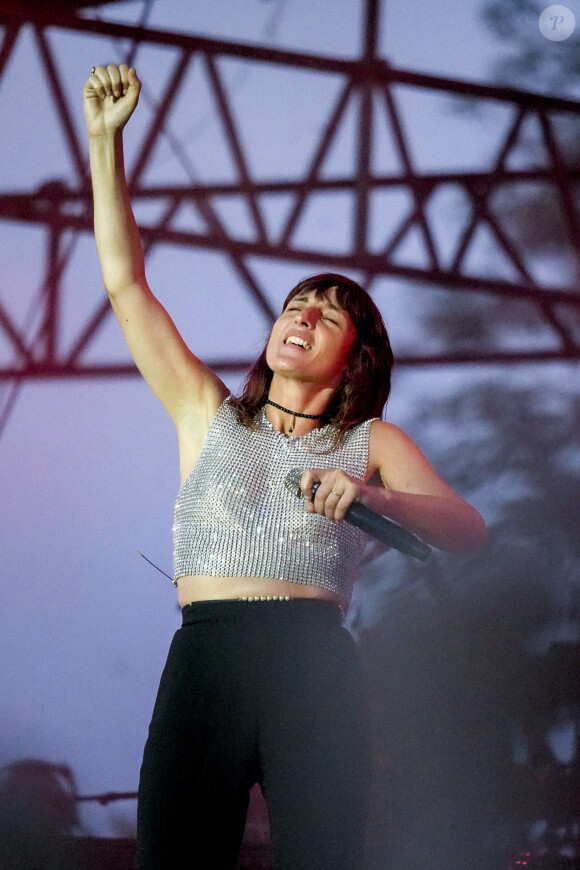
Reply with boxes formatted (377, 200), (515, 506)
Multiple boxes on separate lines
(176, 574), (342, 609)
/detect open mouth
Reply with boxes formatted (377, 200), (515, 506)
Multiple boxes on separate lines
(284, 336), (311, 350)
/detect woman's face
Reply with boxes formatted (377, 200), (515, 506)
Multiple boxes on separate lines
(265, 287), (357, 388)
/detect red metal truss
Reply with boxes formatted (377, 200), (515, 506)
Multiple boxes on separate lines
(0, 0), (579, 382)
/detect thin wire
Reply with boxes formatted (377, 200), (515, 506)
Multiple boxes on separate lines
(112, 0), (290, 149)
(137, 550), (175, 584)
(124, 0), (156, 68)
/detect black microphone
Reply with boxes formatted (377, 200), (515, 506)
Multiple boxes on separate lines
(284, 469), (431, 562)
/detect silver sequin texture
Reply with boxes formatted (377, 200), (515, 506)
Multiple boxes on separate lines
(173, 398), (375, 605)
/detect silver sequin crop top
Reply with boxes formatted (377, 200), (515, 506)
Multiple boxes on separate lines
(173, 397), (375, 606)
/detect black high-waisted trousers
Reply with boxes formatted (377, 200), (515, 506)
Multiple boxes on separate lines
(136, 598), (369, 870)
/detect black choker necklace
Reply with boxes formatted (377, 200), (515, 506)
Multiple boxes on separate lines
(265, 399), (324, 434)
(265, 399), (324, 419)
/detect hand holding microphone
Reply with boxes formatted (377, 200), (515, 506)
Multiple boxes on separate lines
(284, 468), (431, 562)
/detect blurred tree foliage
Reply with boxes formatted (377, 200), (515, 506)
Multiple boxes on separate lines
(481, 0), (580, 262)
(351, 4), (580, 865)
(354, 379), (580, 869)
(482, 0), (580, 97)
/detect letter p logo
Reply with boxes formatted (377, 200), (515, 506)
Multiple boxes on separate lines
(539, 5), (576, 40)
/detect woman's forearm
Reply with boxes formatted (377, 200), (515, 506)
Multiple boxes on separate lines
(89, 131), (145, 296)
(362, 485), (487, 554)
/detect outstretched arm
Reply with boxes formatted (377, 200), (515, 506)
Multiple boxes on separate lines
(84, 64), (144, 298)
(84, 64), (227, 428)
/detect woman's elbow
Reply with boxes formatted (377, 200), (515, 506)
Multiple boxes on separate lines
(450, 508), (488, 554)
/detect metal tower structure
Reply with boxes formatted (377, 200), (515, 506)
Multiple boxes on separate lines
(0, 0), (579, 388)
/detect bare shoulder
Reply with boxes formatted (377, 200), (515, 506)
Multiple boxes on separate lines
(368, 419), (459, 498)
(368, 419), (418, 463)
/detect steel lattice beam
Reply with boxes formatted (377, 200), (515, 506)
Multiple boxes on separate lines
(0, 0), (579, 383)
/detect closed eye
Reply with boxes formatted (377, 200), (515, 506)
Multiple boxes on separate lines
(285, 305), (340, 325)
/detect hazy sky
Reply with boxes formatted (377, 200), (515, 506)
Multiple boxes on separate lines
(0, 0), (574, 837)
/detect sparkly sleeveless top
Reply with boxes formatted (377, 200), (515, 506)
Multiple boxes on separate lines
(173, 397), (375, 606)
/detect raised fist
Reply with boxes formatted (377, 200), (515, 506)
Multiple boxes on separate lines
(83, 63), (141, 137)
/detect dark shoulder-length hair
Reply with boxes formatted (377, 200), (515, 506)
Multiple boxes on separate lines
(231, 273), (394, 432)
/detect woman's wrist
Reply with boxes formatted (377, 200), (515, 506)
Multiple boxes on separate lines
(88, 127), (123, 145)
(359, 483), (392, 516)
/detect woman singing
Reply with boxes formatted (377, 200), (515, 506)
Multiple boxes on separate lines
(83, 64), (486, 870)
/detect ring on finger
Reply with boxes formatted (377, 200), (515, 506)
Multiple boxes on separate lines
(331, 490), (341, 497)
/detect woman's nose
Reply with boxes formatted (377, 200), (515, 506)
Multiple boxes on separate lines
(295, 307), (319, 326)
